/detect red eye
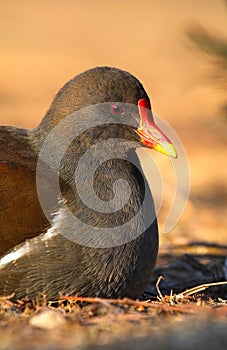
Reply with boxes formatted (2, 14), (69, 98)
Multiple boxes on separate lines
(110, 103), (123, 115)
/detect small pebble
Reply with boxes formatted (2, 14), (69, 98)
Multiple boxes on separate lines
(29, 309), (66, 329)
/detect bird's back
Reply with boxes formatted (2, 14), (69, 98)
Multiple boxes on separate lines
(0, 127), (49, 256)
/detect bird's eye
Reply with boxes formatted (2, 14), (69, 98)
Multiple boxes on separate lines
(110, 103), (123, 115)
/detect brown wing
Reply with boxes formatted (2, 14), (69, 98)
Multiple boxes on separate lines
(0, 126), (49, 256)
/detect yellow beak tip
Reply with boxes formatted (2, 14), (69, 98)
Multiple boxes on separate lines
(154, 143), (177, 158)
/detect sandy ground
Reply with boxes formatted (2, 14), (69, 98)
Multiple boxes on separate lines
(1, 1), (227, 349)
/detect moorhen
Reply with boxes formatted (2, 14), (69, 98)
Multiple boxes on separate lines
(0, 66), (176, 300)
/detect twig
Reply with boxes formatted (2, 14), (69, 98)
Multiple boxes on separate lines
(155, 276), (165, 302)
(178, 281), (227, 297)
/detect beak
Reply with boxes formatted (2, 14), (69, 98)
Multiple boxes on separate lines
(135, 99), (177, 158)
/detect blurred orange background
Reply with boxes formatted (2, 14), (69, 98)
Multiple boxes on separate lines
(1, 0), (227, 246)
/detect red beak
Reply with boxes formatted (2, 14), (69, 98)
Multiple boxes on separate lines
(136, 99), (177, 158)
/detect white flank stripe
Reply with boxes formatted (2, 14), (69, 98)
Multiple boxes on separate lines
(41, 225), (58, 241)
(0, 210), (62, 268)
(0, 241), (31, 268)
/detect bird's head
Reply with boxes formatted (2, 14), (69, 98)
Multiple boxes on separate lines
(37, 66), (177, 158)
